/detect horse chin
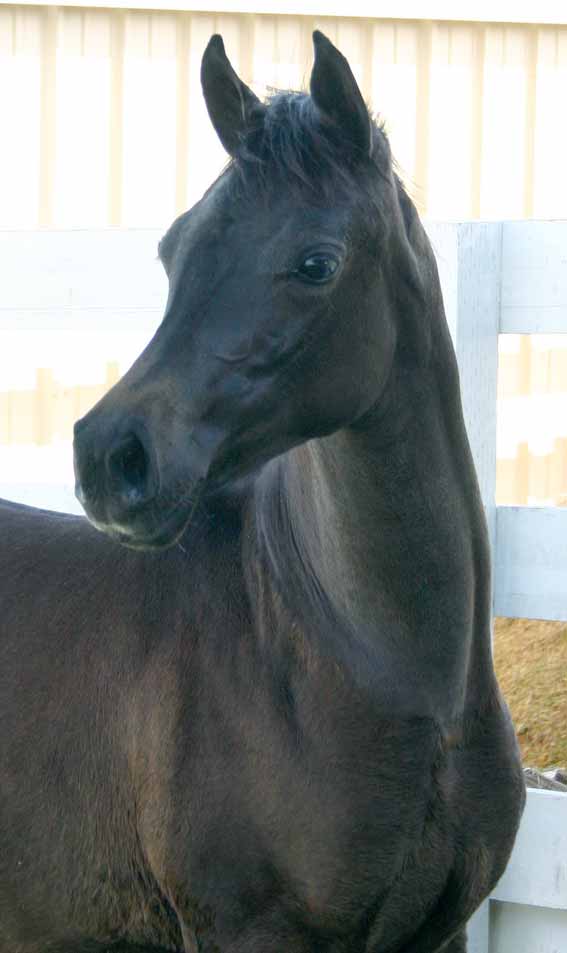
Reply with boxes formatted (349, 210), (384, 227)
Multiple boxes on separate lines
(89, 500), (197, 553)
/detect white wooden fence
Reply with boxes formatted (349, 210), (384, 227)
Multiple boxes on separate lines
(430, 221), (567, 623)
(0, 221), (566, 951)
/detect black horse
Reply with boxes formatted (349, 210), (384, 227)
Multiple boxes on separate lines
(0, 32), (524, 953)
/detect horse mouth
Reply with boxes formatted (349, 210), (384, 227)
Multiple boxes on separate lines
(89, 485), (205, 552)
(81, 433), (265, 551)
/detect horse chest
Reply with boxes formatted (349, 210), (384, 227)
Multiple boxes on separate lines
(143, 657), (443, 942)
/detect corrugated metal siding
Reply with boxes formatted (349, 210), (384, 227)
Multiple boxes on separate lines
(1, 8), (567, 227)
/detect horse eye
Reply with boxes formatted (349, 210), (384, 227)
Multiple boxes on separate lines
(296, 254), (340, 284)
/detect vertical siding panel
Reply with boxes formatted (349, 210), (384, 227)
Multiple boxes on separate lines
(0, 7), (13, 58)
(470, 24), (485, 218)
(516, 442), (530, 505)
(186, 13), (225, 208)
(359, 18), (374, 107)
(35, 368), (54, 445)
(4, 11), (567, 230)
(237, 12), (255, 88)
(556, 27), (567, 218)
(414, 20), (432, 215)
(523, 25), (538, 218)
(253, 15), (276, 88)
(335, 20), (365, 94)
(108, 10), (125, 225)
(482, 25), (530, 219)
(372, 22), (418, 195)
(272, 16), (302, 90)
(252, 15), (278, 87)
(559, 438), (567, 506)
(55, 8), (111, 226)
(121, 12), (176, 226)
(38, 5), (58, 226)
(175, 12), (190, 216)
(0, 6), (41, 226)
(518, 335), (531, 397)
(533, 27), (567, 219)
(428, 23), (477, 219)
(298, 15), (316, 89)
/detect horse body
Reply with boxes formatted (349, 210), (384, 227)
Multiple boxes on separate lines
(0, 488), (521, 953)
(0, 31), (524, 953)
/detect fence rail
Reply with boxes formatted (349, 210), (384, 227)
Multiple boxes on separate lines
(468, 788), (567, 953)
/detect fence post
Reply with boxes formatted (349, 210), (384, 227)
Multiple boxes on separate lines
(468, 900), (490, 953)
(427, 222), (502, 555)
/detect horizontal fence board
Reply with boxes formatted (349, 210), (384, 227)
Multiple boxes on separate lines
(490, 902), (567, 953)
(500, 221), (567, 334)
(0, 481), (83, 515)
(492, 789), (567, 911)
(495, 506), (567, 620)
(0, 308), (161, 334)
(0, 229), (165, 311)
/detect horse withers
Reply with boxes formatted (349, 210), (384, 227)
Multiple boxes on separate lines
(0, 31), (525, 953)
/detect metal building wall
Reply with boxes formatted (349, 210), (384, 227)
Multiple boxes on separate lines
(1, 7), (567, 228)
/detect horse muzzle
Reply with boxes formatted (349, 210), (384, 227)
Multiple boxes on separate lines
(73, 411), (216, 550)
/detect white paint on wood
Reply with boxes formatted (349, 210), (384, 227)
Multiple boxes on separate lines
(467, 790), (567, 953)
(425, 221), (460, 342)
(0, 308), (161, 334)
(0, 482), (83, 515)
(427, 222), (501, 551)
(468, 900), (490, 953)
(500, 220), (567, 334)
(0, 229), (166, 312)
(492, 789), (567, 911)
(490, 902), (567, 953)
(494, 506), (567, 620)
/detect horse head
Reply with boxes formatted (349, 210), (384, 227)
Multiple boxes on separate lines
(73, 32), (430, 549)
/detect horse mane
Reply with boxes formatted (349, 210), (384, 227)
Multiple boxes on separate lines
(228, 89), (393, 206)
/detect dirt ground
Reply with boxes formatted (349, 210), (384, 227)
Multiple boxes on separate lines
(493, 617), (567, 770)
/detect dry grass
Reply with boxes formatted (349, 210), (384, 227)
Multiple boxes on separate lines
(493, 617), (567, 770)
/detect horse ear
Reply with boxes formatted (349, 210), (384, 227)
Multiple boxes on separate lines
(310, 31), (372, 159)
(201, 34), (264, 157)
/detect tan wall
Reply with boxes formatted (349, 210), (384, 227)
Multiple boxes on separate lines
(0, 363), (120, 445)
(497, 337), (567, 506)
(1, 7), (567, 226)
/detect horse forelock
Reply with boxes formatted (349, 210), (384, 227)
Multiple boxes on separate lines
(225, 90), (392, 210)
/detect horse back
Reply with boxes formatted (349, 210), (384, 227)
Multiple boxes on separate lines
(0, 499), (194, 949)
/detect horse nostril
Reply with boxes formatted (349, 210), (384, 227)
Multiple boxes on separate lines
(106, 433), (153, 507)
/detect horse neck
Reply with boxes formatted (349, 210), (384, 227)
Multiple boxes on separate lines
(252, 317), (494, 721)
